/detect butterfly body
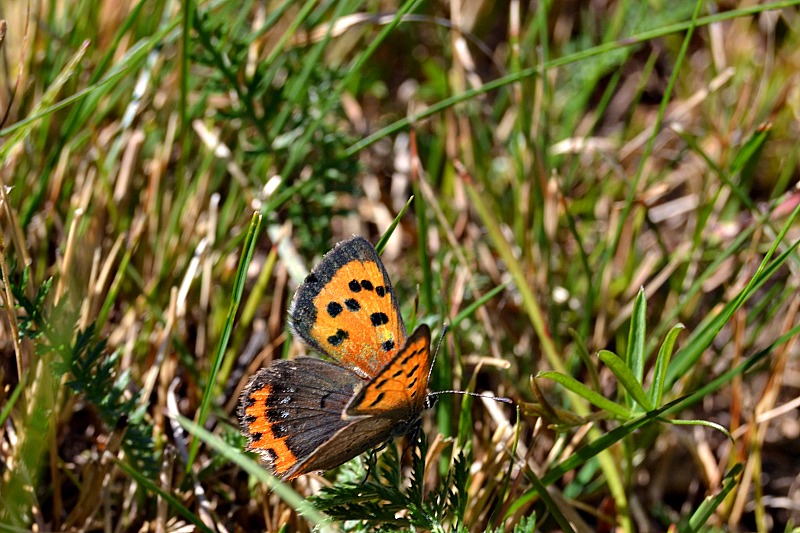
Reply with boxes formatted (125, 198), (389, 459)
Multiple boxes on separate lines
(239, 236), (433, 480)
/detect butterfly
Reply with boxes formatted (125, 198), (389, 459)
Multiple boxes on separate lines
(238, 235), (434, 480)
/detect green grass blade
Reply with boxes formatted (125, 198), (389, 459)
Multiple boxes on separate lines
(186, 212), (262, 471)
(0, 41), (89, 160)
(0, 375), (25, 427)
(282, 0), (424, 176)
(730, 123), (770, 180)
(344, 2), (797, 157)
(176, 415), (329, 528)
(520, 467), (575, 533)
(450, 282), (509, 329)
(464, 181), (563, 375)
(666, 418), (732, 441)
(113, 457), (216, 533)
(667, 201), (800, 384)
(506, 397), (681, 519)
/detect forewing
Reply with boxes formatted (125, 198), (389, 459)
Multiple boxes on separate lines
(345, 324), (432, 417)
(289, 236), (407, 378)
(238, 357), (362, 479)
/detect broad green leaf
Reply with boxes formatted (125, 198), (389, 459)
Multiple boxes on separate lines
(626, 287), (647, 407)
(536, 371), (632, 419)
(598, 350), (654, 412)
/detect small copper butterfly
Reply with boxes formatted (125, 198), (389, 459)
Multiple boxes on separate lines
(238, 236), (433, 480)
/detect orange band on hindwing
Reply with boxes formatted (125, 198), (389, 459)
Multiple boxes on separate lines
(238, 357), (365, 479)
(240, 384), (298, 477)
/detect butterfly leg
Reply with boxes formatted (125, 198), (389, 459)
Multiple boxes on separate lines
(361, 440), (391, 484)
(361, 449), (377, 484)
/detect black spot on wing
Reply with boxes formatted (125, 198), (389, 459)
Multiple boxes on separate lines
(345, 298), (360, 311)
(361, 279), (374, 291)
(370, 312), (389, 326)
(400, 349), (417, 365)
(382, 339), (395, 352)
(327, 301), (343, 317)
(348, 279), (361, 292)
(369, 392), (386, 407)
(327, 329), (349, 346)
(376, 285), (386, 297)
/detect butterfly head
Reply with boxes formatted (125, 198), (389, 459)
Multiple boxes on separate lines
(423, 393), (438, 411)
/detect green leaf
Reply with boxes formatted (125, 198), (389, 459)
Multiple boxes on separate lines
(666, 418), (732, 441)
(686, 464), (742, 532)
(376, 195), (414, 254)
(626, 287), (647, 398)
(536, 371), (632, 419)
(598, 350), (654, 412)
(649, 323), (685, 407)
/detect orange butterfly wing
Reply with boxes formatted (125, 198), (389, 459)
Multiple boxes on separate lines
(289, 236), (407, 378)
(240, 237), (435, 480)
(346, 324), (432, 417)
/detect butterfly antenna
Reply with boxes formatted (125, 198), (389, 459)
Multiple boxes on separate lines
(428, 324), (512, 404)
(426, 322), (449, 382)
(433, 323), (448, 363)
(430, 390), (514, 404)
